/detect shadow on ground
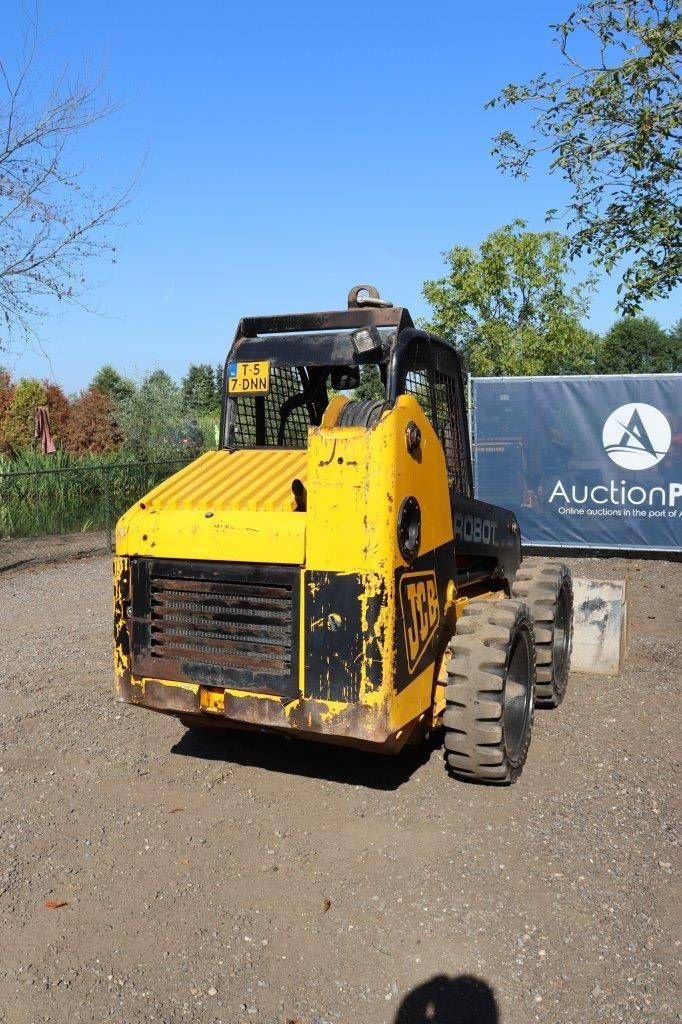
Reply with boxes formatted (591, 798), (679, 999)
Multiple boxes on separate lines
(171, 724), (444, 791)
(393, 974), (499, 1024)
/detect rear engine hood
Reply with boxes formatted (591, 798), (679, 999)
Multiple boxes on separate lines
(115, 449), (307, 565)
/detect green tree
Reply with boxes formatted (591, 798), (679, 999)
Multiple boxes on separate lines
(0, 369), (15, 453)
(596, 315), (681, 373)
(2, 378), (47, 453)
(215, 363), (225, 402)
(117, 370), (184, 458)
(92, 365), (135, 406)
(423, 221), (601, 376)
(487, 0), (681, 314)
(181, 363), (220, 415)
(353, 365), (385, 401)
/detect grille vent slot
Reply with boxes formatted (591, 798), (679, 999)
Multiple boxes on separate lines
(131, 560), (299, 697)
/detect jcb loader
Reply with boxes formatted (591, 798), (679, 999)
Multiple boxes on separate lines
(114, 286), (573, 783)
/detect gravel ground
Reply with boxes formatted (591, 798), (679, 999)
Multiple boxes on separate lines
(0, 531), (108, 573)
(0, 554), (679, 1024)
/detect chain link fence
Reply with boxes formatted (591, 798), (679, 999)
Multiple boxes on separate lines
(0, 459), (190, 570)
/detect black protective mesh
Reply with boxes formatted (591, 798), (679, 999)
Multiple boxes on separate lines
(402, 338), (435, 422)
(435, 370), (472, 497)
(402, 343), (472, 498)
(228, 367), (311, 448)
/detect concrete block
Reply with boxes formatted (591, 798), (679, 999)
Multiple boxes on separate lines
(572, 577), (627, 676)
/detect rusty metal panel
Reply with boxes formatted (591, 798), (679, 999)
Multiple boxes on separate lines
(130, 558), (300, 697)
(304, 571), (385, 703)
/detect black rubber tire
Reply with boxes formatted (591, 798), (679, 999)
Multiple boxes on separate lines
(444, 599), (536, 785)
(512, 561), (573, 708)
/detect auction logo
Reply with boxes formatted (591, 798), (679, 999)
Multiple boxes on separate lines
(602, 403), (671, 470)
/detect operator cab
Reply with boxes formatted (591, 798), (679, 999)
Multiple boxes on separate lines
(220, 285), (473, 499)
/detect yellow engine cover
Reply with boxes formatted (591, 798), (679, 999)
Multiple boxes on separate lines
(116, 448), (308, 565)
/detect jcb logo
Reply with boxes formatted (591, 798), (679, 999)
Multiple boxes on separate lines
(399, 570), (440, 674)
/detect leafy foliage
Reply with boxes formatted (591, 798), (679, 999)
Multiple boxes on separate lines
(353, 365), (385, 401)
(487, 0), (681, 314)
(596, 314), (681, 373)
(667, 317), (681, 352)
(196, 412), (220, 451)
(91, 365), (135, 406)
(43, 381), (70, 441)
(0, 450), (189, 538)
(423, 221), (602, 376)
(0, 364), (220, 462)
(60, 386), (120, 455)
(117, 369), (185, 459)
(0, 368), (15, 452)
(181, 363), (221, 415)
(2, 377), (47, 453)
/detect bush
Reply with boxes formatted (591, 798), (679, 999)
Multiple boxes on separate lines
(0, 370), (15, 454)
(43, 382), (70, 443)
(2, 378), (47, 454)
(91, 365), (135, 406)
(117, 370), (186, 459)
(60, 387), (121, 454)
(182, 363), (221, 416)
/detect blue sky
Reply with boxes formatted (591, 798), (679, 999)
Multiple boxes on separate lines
(5, 0), (680, 393)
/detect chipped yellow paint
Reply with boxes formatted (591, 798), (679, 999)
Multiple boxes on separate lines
(359, 571), (389, 708)
(117, 507), (306, 565)
(112, 556), (130, 675)
(224, 687), (279, 704)
(144, 677), (199, 695)
(389, 661), (437, 734)
(320, 394), (349, 426)
(200, 688), (224, 713)
(304, 394), (455, 736)
(206, 688), (349, 723)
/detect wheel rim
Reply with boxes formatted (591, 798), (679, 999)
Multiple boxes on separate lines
(503, 627), (533, 762)
(553, 582), (571, 683)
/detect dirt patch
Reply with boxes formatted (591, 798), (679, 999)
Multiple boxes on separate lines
(0, 555), (679, 1024)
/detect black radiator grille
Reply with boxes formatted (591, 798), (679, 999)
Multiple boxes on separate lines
(130, 559), (300, 697)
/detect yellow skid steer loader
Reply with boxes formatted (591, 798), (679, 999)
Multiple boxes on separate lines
(114, 286), (572, 783)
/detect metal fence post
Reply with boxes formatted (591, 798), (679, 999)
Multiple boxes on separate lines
(467, 375), (474, 494)
(101, 464), (113, 551)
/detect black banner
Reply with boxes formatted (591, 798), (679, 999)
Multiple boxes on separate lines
(472, 375), (682, 552)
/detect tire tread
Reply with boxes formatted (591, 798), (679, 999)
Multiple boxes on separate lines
(443, 598), (536, 785)
(512, 561), (573, 708)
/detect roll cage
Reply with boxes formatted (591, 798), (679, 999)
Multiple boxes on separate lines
(220, 287), (473, 497)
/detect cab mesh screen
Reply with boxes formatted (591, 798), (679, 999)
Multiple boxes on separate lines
(402, 343), (472, 498)
(228, 367), (311, 448)
(435, 370), (472, 498)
